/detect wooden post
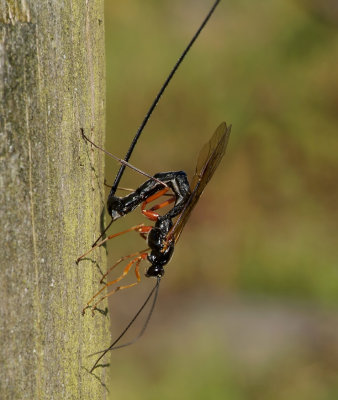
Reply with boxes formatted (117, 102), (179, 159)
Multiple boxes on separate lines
(0, 1), (110, 398)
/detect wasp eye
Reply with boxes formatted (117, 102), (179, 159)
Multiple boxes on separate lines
(146, 265), (165, 278)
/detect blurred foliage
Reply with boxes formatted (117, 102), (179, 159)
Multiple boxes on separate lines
(102, 0), (338, 398)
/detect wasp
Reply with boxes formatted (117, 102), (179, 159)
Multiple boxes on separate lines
(76, 0), (230, 372)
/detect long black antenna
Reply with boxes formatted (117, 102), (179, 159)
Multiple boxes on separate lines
(109, 0), (221, 197)
(90, 277), (161, 373)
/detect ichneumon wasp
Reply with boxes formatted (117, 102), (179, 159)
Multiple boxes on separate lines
(77, 0), (230, 373)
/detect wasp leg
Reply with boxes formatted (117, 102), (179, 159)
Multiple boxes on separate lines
(140, 187), (175, 221)
(76, 223), (147, 264)
(99, 248), (150, 284)
(85, 253), (147, 315)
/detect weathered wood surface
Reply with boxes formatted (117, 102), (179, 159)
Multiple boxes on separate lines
(0, 1), (110, 399)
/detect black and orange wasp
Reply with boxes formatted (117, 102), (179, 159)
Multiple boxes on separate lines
(77, 0), (231, 372)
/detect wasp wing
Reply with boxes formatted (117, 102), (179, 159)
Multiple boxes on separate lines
(168, 122), (231, 244)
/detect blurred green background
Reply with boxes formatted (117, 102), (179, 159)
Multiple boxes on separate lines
(102, 0), (338, 398)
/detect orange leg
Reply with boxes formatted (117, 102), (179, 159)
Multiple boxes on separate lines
(141, 187), (176, 221)
(83, 252), (148, 315)
(76, 223), (149, 263)
(99, 248), (149, 284)
(142, 187), (170, 205)
(142, 196), (176, 220)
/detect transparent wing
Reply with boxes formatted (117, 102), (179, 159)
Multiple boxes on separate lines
(168, 122), (231, 244)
